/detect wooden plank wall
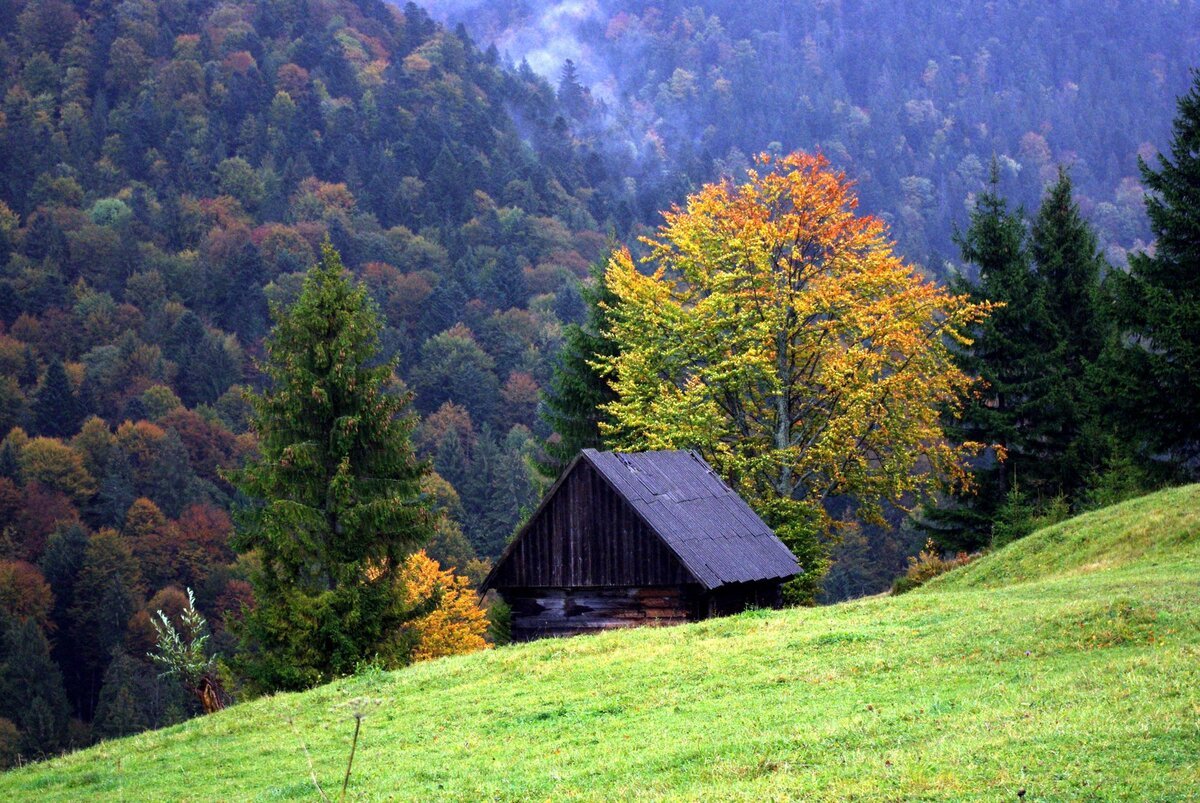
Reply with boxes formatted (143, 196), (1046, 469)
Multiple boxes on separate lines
(508, 586), (695, 640)
(491, 461), (693, 589)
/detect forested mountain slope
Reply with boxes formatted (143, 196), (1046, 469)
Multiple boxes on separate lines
(0, 0), (629, 757)
(430, 0), (1200, 267)
(2, 486), (1196, 799)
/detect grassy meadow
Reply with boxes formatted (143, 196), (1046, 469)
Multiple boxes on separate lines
(2, 485), (1198, 801)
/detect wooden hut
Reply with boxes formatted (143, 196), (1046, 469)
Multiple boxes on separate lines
(481, 449), (801, 641)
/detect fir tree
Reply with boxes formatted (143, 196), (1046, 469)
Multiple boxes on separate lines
(463, 428), (537, 559)
(0, 617), (70, 756)
(537, 261), (619, 478)
(146, 429), (197, 518)
(928, 168), (1056, 550)
(433, 427), (469, 493)
(68, 530), (144, 719)
(1029, 168), (1114, 494)
(1111, 69), (1200, 470)
(38, 523), (89, 714)
(31, 360), (82, 438)
(230, 241), (434, 692)
(95, 451), (136, 529)
(91, 649), (151, 740)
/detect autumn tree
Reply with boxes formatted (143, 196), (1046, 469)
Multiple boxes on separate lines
(230, 241), (433, 692)
(600, 152), (989, 602)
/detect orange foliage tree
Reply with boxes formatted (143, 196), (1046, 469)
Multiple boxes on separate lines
(398, 551), (489, 662)
(601, 152), (991, 602)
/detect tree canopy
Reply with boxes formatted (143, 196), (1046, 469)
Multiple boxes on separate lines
(230, 241), (434, 692)
(600, 152), (990, 601)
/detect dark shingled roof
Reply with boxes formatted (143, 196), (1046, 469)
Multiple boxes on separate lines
(577, 449), (800, 589)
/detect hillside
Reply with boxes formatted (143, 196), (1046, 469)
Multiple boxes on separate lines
(3, 485), (1197, 800)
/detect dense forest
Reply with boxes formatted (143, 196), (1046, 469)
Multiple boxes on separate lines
(0, 0), (637, 761)
(430, 0), (1200, 267)
(0, 0), (1197, 767)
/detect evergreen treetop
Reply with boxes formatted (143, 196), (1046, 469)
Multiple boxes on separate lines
(1112, 69), (1200, 468)
(537, 260), (619, 479)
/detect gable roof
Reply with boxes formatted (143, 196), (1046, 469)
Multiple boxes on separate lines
(483, 449), (801, 592)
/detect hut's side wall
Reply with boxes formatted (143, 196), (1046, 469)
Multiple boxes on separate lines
(505, 585), (698, 640)
(490, 460), (693, 589)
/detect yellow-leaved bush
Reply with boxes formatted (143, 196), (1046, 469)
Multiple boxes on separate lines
(398, 550), (490, 662)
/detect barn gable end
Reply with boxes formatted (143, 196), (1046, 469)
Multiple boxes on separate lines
(486, 457), (694, 590)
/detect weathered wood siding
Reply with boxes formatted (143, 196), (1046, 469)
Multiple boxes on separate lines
(489, 460), (693, 589)
(507, 586), (696, 640)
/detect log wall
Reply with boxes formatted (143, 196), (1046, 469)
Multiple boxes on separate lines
(506, 585), (696, 641)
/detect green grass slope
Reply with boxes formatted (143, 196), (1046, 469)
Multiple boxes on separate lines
(3, 487), (1199, 801)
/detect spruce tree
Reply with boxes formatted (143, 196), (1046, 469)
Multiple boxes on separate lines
(1029, 168), (1113, 494)
(31, 360), (82, 438)
(538, 261), (619, 478)
(928, 168), (1056, 550)
(92, 649), (151, 739)
(230, 241), (433, 692)
(0, 617), (70, 756)
(1111, 69), (1200, 469)
(95, 450), (136, 529)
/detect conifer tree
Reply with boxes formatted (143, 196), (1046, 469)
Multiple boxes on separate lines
(91, 649), (151, 740)
(31, 360), (82, 438)
(538, 261), (618, 478)
(1027, 169), (1116, 494)
(230, 241), (433, 692)
(38, 523), (88, 712)
(68, 529), (143, 719)
(1111, 70), (1200, 469)
(929, 168), (1056, 549)
(0, 617), (70, 756)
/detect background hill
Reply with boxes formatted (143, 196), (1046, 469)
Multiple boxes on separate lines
(427, 0), (1200, 267)
(2, 486), (1196, 799)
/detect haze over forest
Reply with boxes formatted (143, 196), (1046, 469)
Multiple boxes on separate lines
(426, 0), (1200, 267)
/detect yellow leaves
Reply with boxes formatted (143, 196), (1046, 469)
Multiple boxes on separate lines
(398, 551), (489, 663)
(602, 150), (991, 531)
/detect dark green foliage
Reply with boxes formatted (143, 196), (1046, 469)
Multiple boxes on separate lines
(433, 428), (470, 493)
(230, 242), (434, 692)
(931, 167), (1118, 550)
(462, 428), (539, 560)
(928, 171), (1054, 550)
(91, 649), (151, 740)
(93, 649), (186, 740)
(145, 430), (199, 518)
(0, 617), (70, 757)
(1029, 169), (1115, 494)
(1111, 70), (1200, 470)
(38, 523), (89, 714)
(538, 262), (619, 478)
(68, 531), (144, 720)
(31, 360), (82, 438)
(95, 451), (136, 529)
